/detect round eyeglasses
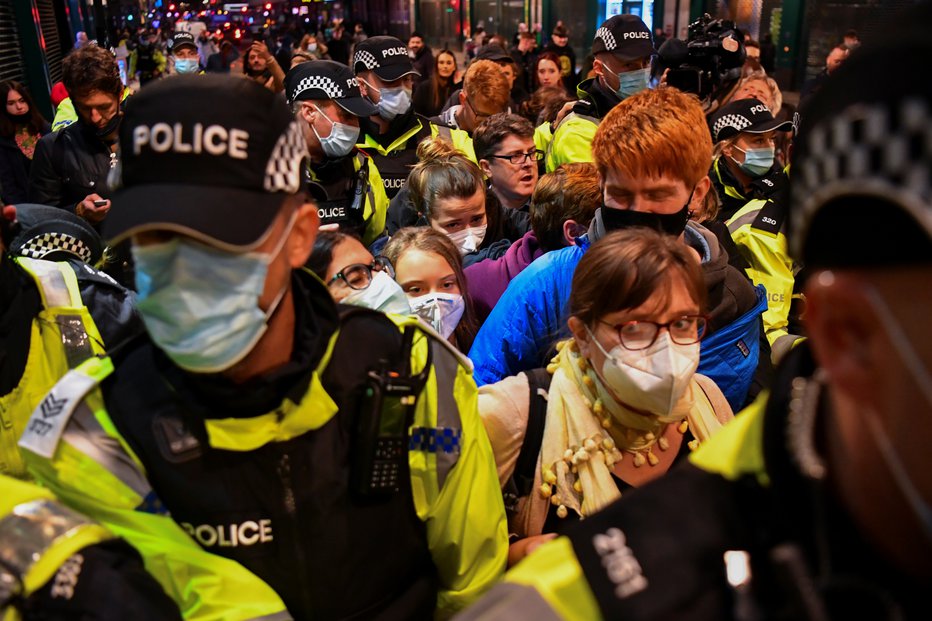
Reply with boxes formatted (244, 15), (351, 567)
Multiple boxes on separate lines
(599, 315), (708, 351)
(327, 257), (394, 290)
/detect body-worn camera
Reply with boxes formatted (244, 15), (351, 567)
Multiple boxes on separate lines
(658, 14), (746, 102)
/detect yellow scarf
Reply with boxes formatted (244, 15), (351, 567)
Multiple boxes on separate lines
(539, 339), (726, 520)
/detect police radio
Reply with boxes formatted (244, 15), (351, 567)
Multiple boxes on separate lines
(351, 325), (431, 500)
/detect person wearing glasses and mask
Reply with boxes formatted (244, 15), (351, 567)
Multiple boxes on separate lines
(477, 228), (732, 567)
(284, 60), (389, 247)
(457, 20), (932, 617)
(307, 229), (410, 314)
(545, 15), (654, 173)
(475, 113), (540, 213)
(352, 36), (476, 201)
(430, 60), (511, 136)
(709, 98), (801, 363)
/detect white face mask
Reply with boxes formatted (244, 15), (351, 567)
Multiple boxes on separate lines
(410, 292), (465, 339)
(445, 225), (487, 256)
(341, 270), (411, 315)
(587, 327), (699, 416)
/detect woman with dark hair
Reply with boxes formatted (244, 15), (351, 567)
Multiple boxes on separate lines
(478, 228), (733, 565)
(532, 52), (566, 92)
(412, 49), (461, 118)
(0, 81), (50, 205)
(382, 227), (479, 353)
(306, 229), (409, 314)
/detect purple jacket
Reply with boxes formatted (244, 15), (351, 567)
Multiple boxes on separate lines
(465, 231), (544, 322)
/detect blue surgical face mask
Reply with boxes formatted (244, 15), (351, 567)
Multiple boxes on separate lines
(732, 145), (775, 177)
(132, 219), (294, 374)
(603, 64), (651, 100)
(376, 85), (412, 120)
(310, 103), (360, 158)
(174, 58), (199, 74)
(362, 78), (413, 120)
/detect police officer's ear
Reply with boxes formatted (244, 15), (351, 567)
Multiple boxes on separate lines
(805, 270), (877, 403)
(285, 199), (320, 268)
(458, 89), (468, 108)
(299, 103), (316, 126)
(356, 72), (371, 98)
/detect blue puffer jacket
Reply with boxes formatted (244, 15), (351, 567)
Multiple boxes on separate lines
(468, 216), (765, 410)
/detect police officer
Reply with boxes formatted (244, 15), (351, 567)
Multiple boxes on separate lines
(708, 98), (801, 361)
(456, 21), (932, 620)
(545, 15), (653, 173)
(0, 473), (182, 620)
(353, 36), (476, 200)
(284, 60), (389, 247)
(134, 29), (166, 85)
(18, 75), (508, 620)
(169, 31), (201, 75)
(0, 203), (140, 481)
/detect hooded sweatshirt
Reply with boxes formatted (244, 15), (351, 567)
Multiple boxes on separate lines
(464, 231), (544, 322)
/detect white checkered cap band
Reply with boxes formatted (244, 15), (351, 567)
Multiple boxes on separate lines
(595, 27), (616, 51)
(291, 75), (344, 101)
(264, 120), (308, 193)
(19, 232), (92, 263)
(355, 49), (379, 70)
(792, 97), (932, 254)
(712, 113), (752, 140)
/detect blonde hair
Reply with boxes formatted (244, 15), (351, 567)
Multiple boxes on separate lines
(408, 139), (485, 220)
(463, 59), (510, 111)
(591, 88), (712, 190)
(733, 71), (783, 114)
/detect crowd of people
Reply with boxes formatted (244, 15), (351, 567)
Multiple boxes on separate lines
(0, 5), (929, 621)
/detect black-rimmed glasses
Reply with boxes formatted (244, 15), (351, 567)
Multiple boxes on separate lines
(489, 150), (544, 165)
(327, 257), (394, 290)
(599, 315), (708, 351)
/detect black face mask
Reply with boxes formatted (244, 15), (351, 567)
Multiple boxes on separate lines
(7, 112), (31, 124)
(600, 201), (690, 237)
(94, 110), (122, 140)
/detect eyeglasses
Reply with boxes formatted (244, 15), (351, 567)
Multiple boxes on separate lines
(327, 257), (394, 290)
(599, 314), (708, 351)
(489, 150), (544, 165)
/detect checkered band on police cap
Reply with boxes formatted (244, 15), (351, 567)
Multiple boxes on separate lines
(290, 74), (344, 103)
(595, 27), (617, 52)
(264, 120), (307, 193)
(354, 49), (379, 71)
(17, 232), (93, 263)
(791, 97), (932, 258)
(712, 113), (752, 140)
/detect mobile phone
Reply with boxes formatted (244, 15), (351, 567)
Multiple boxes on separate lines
(92, 199), (109, 207)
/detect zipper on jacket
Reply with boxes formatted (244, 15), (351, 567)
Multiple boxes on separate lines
(277, 451), (313, 616)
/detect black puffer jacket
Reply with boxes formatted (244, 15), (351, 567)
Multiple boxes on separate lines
(28, 120), (116, 211)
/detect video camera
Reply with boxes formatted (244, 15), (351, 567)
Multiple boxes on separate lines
(658, 14), (746, 102)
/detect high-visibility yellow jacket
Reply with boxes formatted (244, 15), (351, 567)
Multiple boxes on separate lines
(18, 270), (508, 619)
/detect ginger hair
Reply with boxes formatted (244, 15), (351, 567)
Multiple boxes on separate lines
(591, 87), (712, 190)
